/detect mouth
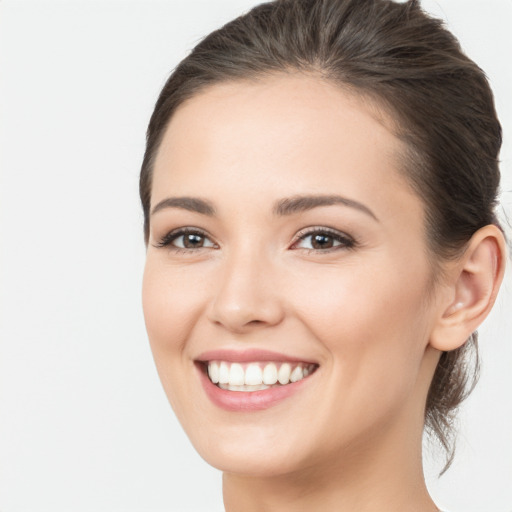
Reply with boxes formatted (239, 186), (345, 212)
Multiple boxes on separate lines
(195, 349), (320, 411)
(202, 360), (319, 392)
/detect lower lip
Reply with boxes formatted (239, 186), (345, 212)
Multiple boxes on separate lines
(196, 364), (314, 412)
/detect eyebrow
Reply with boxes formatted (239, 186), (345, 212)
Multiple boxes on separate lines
(150, 194), (378, 221)
(273, 194), (378, 221)
(151, 197), (216, 216)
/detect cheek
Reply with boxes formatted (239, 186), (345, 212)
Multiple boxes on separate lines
(142, 258), (214, 419)
(284, 261), (433, 446)
(142, 260), (205, 364)
(288, 257), (433, 386)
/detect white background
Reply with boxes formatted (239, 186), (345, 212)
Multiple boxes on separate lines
(0, 1), (511, 511)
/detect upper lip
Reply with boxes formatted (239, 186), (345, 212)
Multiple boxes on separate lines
(196, 348), (318, 364)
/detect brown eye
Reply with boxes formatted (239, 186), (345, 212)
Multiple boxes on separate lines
(182, 233), (206, 248)
(310, 233), (334, 249)
(156, 229), (217, 249)
(173, 232), (216, 249)
(293, 229), (355, 251)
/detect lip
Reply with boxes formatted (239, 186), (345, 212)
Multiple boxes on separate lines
(196, 363), (316, 411)
(196, 348), (318, 364)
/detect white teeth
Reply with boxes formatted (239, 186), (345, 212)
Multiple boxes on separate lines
(277, 363), (292, 385)
(208, 361), (219, 383)
(219, 383), (270, 392)
(290, 366), (303, 383)
(229, 363), (245, 386)
(218, 362), (230, 384)
(206, 360), (317, 390)
(262, 363), (278, 385)
(245, 363), (263, 385)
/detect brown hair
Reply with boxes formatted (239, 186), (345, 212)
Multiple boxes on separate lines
(139, 0), (502, 472)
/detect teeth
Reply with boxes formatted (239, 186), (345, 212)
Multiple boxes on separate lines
(290, 366), (303, 382)
(206, 360), (316, 390)
(208, 362), (220, 383)
(219, 362), (229, 384)
(229, 363), (245, 386)
(278, 363), (291, 385)
(245, 363), (263, 385)
(218, 383), (270, 392)
(262, 363), (278, 385)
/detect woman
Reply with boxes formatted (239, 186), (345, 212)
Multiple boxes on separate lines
(140, 0), (507, 510)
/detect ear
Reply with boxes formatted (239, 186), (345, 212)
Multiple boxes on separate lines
(430, 224), (507, 351)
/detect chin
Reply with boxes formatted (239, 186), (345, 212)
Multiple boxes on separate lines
(197, 441), (312, 477)
(178, 414), (316, 477)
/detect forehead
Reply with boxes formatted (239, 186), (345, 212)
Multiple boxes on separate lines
(151, 73), (418, 218)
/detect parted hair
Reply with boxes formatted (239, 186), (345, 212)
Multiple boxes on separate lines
(140, 0), (502, 472)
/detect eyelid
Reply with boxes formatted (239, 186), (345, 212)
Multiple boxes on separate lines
(154, 227), (218, 249)
(291, 226), (356, 251)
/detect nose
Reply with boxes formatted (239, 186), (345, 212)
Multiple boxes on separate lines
(207, 249), (285, 333)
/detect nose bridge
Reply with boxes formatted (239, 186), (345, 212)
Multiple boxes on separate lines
(208, 242), (284, 332)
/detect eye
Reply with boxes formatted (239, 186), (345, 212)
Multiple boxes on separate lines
(292, 228), (355, 251)
(156, 229), (217, 250)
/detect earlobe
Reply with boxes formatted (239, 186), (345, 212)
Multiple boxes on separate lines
(430, 224), (506, 352)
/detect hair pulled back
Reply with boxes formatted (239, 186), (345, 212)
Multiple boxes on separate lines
(140, 0), (502, 472)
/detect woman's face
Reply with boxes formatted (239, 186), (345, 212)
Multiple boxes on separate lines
(143, 74), (443, 476)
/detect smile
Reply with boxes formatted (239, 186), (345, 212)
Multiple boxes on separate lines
(207, 361), (318, 391)
(196, 349), (320, 411)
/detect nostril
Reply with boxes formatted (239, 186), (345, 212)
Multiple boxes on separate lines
(208, 301), (284, 333)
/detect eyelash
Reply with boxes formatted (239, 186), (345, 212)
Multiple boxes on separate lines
(155, 227), (357, 253)
(292, 227), (357, 253)
(155, 228), (217, 253)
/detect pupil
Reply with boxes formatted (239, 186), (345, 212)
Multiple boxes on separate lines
(313, 234), (333, 249)
(184, 234), (203, 248)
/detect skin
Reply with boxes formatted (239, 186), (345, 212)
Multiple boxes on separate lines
(142, 73), (505, 511)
